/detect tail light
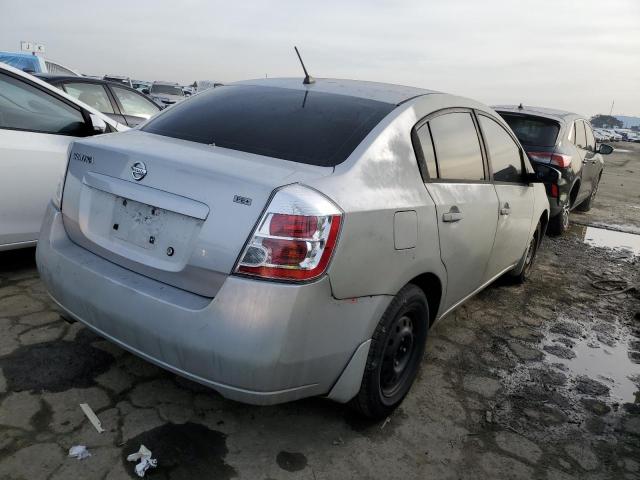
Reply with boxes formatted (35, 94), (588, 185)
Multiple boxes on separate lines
(235, 184), (342, 281)
(550, 183), (559, 198)
(527, 151), (572, 168)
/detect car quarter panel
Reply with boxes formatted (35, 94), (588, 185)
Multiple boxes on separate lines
(309, 95), (499, 313)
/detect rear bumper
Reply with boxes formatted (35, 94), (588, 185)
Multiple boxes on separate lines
(36, 204), (389, 405)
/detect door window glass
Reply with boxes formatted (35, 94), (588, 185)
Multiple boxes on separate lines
(584, 122), (596, 151)
(63, 82), (114, 113)
(112, 86), (160, 119)
(479, 115), (523, 183)
(0, 72), (86, 135)
(428, 112), (484, 180)
(415, 124), (437, 179)
(574, 121), (587, 149)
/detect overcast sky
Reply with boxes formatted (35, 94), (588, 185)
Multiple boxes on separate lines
(2, 0), (639, 117)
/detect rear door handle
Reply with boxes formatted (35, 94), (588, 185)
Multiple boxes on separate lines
(442, 206), (463, 223)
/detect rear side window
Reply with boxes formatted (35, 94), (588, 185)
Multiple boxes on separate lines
(479, 115), (523, 183)
(142, 85), (395, 167)
(63, 82), (115, 114)
(499, 113), (560, 147)
(428, 112), (485, 180)
(575, 121), (587, 149)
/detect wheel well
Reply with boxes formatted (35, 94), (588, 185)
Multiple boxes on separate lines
(569, 181), (580, 207)
(408, 273), (442, 328)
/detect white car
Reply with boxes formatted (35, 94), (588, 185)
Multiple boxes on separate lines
(0, 63), (128, 251)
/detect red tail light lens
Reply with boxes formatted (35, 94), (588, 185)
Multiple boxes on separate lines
(550, 183), (559, 198)
(527, 151), (572, 168)
(269, 214), (318, 238)
(235, 185), (343, 281)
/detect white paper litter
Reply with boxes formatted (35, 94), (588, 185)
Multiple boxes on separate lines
(127, 444), (158, 477)
(68, 445), (91, 460)
(79, 403), (105, 433)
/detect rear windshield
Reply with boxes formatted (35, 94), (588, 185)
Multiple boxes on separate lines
(141, 85), (395, 167)
(498, 113), (560, 147)
(150, 84), (183, 96)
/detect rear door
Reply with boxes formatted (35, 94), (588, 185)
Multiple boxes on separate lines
(61, 81), (128, 126)
(0, 71), (89, 247)
(110, 85), (161, 127)
(414, 109), (499, 310)
(477, 113), (533, 279)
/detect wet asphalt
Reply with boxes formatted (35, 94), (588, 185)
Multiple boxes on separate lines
(0, 144), (638, 479)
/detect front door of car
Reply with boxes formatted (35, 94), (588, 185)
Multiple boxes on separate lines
(414, 110), (499, 311)
(0, 71), (90, 247)
(477, 114), (534, 278)
(573, 120), (596, 204)
(110, 85), (161, 127)
(581, 121), (602, 194)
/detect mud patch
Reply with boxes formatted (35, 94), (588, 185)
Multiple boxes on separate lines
(276, 451), (308, 472)
(0, 341), (113, 393)
(121, 422), (236, 479)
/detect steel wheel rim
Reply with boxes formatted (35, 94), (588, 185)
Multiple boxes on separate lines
(380, 313), (416, 397)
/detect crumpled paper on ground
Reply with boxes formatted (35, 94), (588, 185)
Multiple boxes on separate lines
(127, 444), (158, 477)
(68, 445), (91, 460)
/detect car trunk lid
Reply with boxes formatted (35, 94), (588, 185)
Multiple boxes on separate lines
(61, 130), (332, 297)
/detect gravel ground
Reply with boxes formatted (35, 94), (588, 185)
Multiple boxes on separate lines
(0, 143), (638, 480)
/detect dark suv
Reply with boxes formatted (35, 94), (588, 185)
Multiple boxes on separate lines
(495, 105), (613, 235)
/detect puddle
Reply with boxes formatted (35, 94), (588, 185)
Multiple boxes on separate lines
(543, 334), (640, 403)
(122, 422), (236, 479)
(573, 225), (640, 256)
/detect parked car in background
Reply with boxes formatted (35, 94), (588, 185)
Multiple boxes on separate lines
(37, 78), (549, 419)
(593, 129), (609, 142)
(144, 81), (185, 107)
(602, 129), (622, 141)
(0, 63), (127, 251)
(103, 75), (133, 88)
(0, 51), (79, 76)
(193, 80), (223, 94)
(133, 80), (151, 92)
(496, 105), (612, 235)
(36, 74), (161, 127)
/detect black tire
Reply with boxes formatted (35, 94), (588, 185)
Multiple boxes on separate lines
(576, 175), (601, 212)
(350, 284), (429, 420)
(547, 202), (570, 236)
(508, 222), (541, 284)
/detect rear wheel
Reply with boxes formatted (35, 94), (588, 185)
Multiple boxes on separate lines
(576, 175), (601, 212)
(547, 202), (570, 236)
(350, 284), (428, 420)
(509, 222), (541, 284)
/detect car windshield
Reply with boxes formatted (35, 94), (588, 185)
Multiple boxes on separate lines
(498, 113), (560, 147)
(151, 84), (183, 96)
(141, 85), (395, 167)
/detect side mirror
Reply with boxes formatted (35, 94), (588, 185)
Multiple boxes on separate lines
(142, 88), (150, 95)
(89, 113), (107, 134)
(529, 164), (561, 184)
(598, 143), (614, 155)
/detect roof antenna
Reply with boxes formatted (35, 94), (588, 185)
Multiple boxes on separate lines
(518, 103), (524, 110)
(294, 46), (315, 85)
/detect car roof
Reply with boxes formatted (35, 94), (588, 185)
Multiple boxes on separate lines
(233, 77), (439, 105)
(152, 81), (180, 86)
(493, 104), (584, 123)
(34, 73), (141, 90)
